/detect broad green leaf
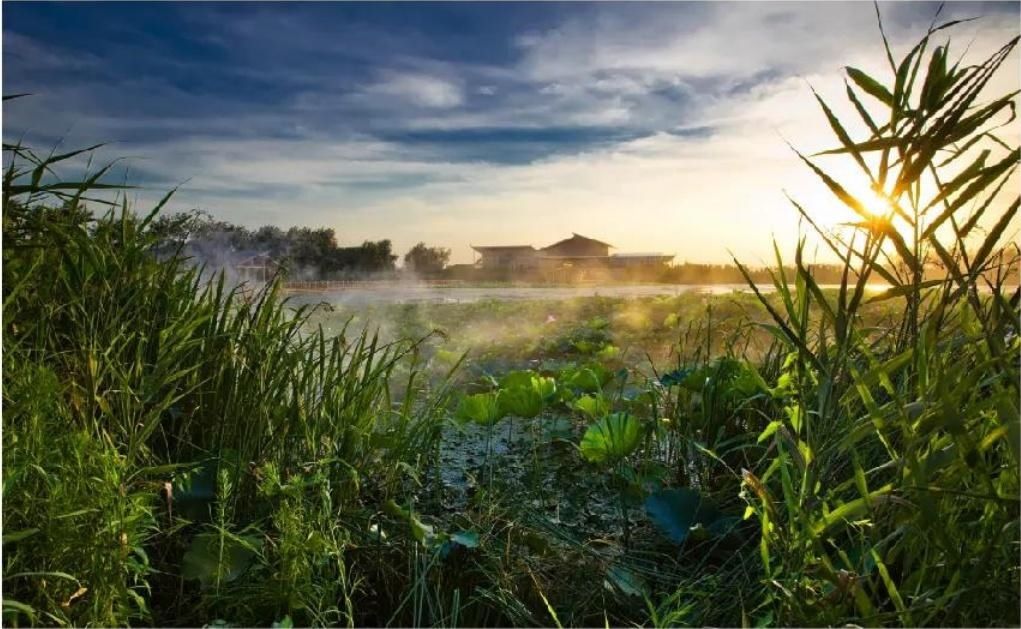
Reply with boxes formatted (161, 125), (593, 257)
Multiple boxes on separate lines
(562, 364), (612, 392)
(456, 392), (504, 426)
(499, 386), (543, 418)
(534, 375), (557, 400)
(580, 412), (641, 464)
(499, 370), (538, 390)
(573, 394), (610, 419)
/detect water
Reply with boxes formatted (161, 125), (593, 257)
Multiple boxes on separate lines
(286, 283), (757, 306)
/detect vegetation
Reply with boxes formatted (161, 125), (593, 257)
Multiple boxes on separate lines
(3, 20), (1019, 629)
(150, 209), (400, 278)
(404, 242), (452, 276)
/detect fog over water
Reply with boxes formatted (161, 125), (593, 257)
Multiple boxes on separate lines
(284, 283), (769, 306)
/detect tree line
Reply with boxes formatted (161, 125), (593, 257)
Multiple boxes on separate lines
(149, 210), (451, 278)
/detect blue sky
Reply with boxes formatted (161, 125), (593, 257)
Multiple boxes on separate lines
(3, 2), (1018, 263)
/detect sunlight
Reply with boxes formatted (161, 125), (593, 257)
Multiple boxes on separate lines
(861, 187), (895, 220)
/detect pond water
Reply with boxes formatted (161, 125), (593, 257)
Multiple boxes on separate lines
(285, 283), (759, 306)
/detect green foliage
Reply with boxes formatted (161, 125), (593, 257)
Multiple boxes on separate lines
(150, 209), (399, 278)
(572, 394), (610, 419)
(560, 363), (613, 393)
(733, 16), (1021, 627)
(496, 371), (557, 418)
(2, 137), (451, 626)
(404, 241), (451, 275)
(579, 413), (643, 465)
(456, 392), (504, 425)
(498, 386), (544, 419)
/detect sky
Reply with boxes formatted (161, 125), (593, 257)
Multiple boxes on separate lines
(3, 1), (1019, 265)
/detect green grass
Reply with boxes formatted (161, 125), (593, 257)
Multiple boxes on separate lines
(2, 19), (1019, 628)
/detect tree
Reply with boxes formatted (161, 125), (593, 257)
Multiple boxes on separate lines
(404, 242), (450, 275)
(147, 212), (400, 278)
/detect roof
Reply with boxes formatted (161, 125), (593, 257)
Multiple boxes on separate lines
(471, 245), (537, 253)
(235, 252), (275, 267)
(542, 233), (614, 250)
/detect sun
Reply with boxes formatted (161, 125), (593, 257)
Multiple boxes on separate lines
(860, 188), (896, 220)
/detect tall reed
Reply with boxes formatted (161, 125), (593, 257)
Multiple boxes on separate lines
(735, 14), (1020, 627)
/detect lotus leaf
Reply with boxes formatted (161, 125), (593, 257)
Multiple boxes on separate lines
(580, 412), (642, 464)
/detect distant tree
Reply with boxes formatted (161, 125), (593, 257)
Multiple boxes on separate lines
(148, 212), (399, 278)
(287, 226), (337, 273)
(356, 239), (398, 273)
(404, 242), (451, 275)
(148, 209), (214, 255)
(252, 225), (288, 258)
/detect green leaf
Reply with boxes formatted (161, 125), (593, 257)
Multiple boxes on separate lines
(562, 364), (612, 393)
(573, 394), (610, 419)
(499, 386), (543, 418)
(456, 392), (504, 426)
(2, 598), (36, 624)
(758, 421), (783, 444)
(596, 344), (621, 361)
(409, 514), (436, 546)
(499, 370), (538, 390)
(497, 373), (557, 418)
(580, 412), (642, 464)
(1, 528), (39, 545)
(846, 66), (894, 107)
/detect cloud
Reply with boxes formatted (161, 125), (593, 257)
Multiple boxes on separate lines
(361, 71), (465, 109)
(3, 2), (1018, 265)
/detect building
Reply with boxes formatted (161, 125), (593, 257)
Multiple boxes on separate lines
(543, 233), (613, 258)
(468, 245), (540, 271)
(235, 252), (279, 283)
(470, 233), (673, 280)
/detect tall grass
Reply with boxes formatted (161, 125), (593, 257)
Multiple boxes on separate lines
(1, 138), (459, 626)
(733, 15), (1020, 627)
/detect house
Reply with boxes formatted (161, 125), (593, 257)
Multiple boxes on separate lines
(470, 233), (674, 279)
(235, 252), (279, 282)
(470, 245), (540, 271)
(542, 233), (613, 259)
